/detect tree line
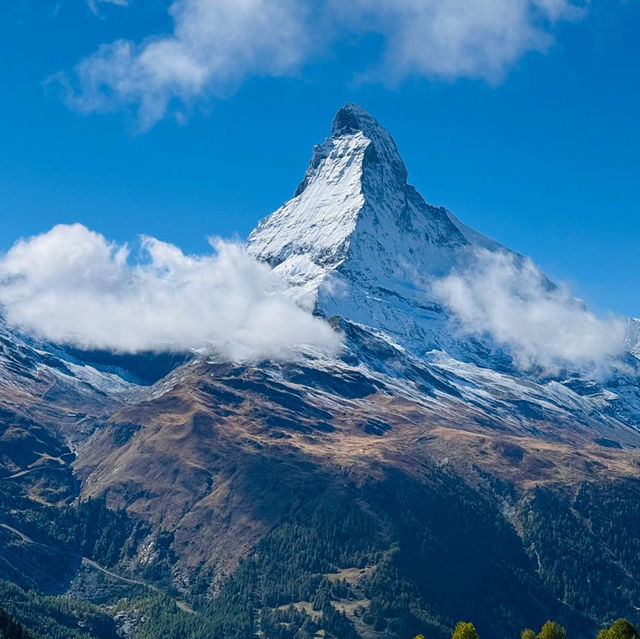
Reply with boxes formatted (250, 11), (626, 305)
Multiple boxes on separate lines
(415, 618), (639, 639)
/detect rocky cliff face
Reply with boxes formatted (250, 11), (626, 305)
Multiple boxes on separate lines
(1, 105), (640, 639)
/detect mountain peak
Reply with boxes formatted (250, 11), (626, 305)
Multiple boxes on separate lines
(247, 104), (494, 353)
(248, 103), (469, 273)
(332, 103), (380, 137)
(331, 103), (408, 186)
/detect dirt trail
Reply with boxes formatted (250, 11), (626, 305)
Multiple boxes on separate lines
(0, 522), (195, 614)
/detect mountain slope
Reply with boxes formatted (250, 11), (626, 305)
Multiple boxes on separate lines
(1, 105), (640, 639)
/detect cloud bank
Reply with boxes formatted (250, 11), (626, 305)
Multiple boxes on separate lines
(64, 0), (585, 129)
(0, 224), (341, 361)
(432, 249), (627, 374)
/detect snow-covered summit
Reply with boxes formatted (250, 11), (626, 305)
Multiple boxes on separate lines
(248, 103), (501, 354)
(248, 103), (477, 273)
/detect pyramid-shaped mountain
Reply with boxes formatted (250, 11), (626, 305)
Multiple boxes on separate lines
(249, 104), (521, 358)
(1, 105), (640, 639)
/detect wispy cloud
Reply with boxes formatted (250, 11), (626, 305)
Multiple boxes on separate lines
(432, 248), (627, 375)
(0, 224), (341, 361)
(88, 0), (130, 16)
(59, 0), (586, 130)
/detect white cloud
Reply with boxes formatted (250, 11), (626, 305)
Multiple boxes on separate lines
(432, 249), (627, 375)
(65, 0), (316, 130)
(334, 0), (585, 83)
(60, 0), (586, 129)
(0, 224), (341, 361)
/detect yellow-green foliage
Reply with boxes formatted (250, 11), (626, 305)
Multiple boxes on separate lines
(413, 618), (640, 639)
(536, 620), (566, 639)
(597, 619), (639, 639)
(451, 621), (479, 639)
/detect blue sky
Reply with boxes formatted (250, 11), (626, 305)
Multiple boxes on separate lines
(0, 0), (638, 316)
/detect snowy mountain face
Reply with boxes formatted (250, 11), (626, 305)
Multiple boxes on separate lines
(248, 103), (508, 358)
(628, 318), (640, 358)
(249, 103), (640, 435)
(0, 317), (192, 462)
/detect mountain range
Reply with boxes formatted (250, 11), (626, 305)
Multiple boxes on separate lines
(1, 104), (639, 639)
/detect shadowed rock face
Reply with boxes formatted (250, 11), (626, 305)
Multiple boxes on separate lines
(1, 105), (640, 638)
(61, 348), (190, 385)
